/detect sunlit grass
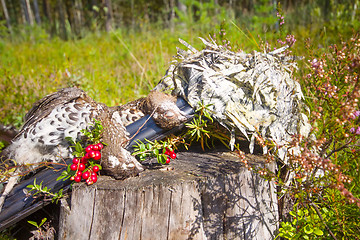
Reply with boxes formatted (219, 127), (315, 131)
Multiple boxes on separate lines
(0, 20), (356, 127)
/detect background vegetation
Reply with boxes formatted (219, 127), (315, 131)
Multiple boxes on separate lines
(0, 0), (359, 239)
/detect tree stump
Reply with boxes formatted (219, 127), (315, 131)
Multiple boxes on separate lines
(58, 150), (278, 240)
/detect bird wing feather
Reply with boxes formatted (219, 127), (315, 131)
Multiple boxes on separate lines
(16, 88), (88, 138)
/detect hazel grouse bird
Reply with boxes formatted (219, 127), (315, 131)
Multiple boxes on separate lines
(0, 87), (188, 211)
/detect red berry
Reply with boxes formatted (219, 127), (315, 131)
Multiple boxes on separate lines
(166, 156), (171, 164)
(170, 152), (177, 159)
(70, 176), (75, 181)
(82, 171), (90, 180)
(92, 144), (100, 151)
(86, 179), (93, 185)
(91, 175), (97, 183)
(85, 145), (94, 153)
(93, 151), (101, 160)
(81, 156), (88, 164)
(76, 171), (83, 177)
(70, 164), (78, 171)
(91, 172), (97, 178)
(88, 150), (96, 159)
(72, 157), (79, 164)
(74, 176), (81, 183)
(93, 165), (100, 173)
(165, 148), (171, 155)
(78, 163), (86, 171)
(97, 143), (104, 150)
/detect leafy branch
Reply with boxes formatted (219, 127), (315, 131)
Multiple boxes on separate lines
(26, 179), (64, 204)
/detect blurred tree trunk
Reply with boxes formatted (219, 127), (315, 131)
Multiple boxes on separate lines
(351, 0), (358, 22)
(168, 0), (175, 32)
(90, 0), (98, 18)
(25, 0), (35, 25)
(323, 0), (331, 22)
(57, 0), (68, 40)
(1, 0), (12, 32)
(214, 0), (219, 15)
(131, 0), (135, 30)
(43, 0), (51, 21)
(20, 0), (30, 24)
(33, 0), (41, 24)
(72, 0), (83, 36)
(104, 0), (113, 32)
(43, 0), (57, 37)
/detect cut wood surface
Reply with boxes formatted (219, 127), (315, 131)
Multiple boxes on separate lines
(59, 150), (278, 240)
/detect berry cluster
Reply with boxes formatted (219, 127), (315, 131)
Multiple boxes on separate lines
(69, 143), (103, 185)
(164, 148), (177, 164)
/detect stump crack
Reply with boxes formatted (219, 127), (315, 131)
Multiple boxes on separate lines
(166, 187), (173, 240)
(88, 187), (97, 240)
(118, 191), (127, 240)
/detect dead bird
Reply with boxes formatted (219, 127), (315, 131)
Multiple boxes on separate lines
(0, 87), (188, 211)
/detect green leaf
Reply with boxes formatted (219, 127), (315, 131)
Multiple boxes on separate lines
(298, 209), (304, 217)
(75, 142), (83, 153)
(304, 224), (313, 234)
(313, 228), (323, 236)
(140, 143), (146, 152)
(27, 220), (39, 228)
(65, 136), (75, 145)
(157, 154), (166, 164)
(57, 170), (69, 181)
(39, 218), (47, 228)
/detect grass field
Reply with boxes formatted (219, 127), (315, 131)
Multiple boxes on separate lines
(0, 16), (355, 127)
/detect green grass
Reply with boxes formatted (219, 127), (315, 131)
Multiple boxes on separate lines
(0, 28), (205, 126)
(0, 18), (356, 127)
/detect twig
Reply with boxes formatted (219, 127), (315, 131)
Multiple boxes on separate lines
(125, 106), (158, 143)
(325, 139), (352, 159)
(309, 202), (338, 240)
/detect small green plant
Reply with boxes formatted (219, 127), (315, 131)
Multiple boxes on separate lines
(28, 217), (47, 230)
(278, 206), (327, 239)
(133, 138), (177, 164)
(132, 101), (230, 163)
(184, 101), (229, 150)
(27, 217), (55, 240)
(184, 102), (213, 150)
(26, 180), (64, 204)
(0, 141), (5, 152)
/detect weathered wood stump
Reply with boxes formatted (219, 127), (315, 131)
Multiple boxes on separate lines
(58, 150), (278, 240)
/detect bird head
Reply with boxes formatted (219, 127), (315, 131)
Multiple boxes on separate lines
(146, 91), (189, 130)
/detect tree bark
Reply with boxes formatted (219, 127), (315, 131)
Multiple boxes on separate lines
(42, 0), (51, 21)
(0, 0), (12, 32)
(72, 0), (83, 36)
(57, 0), (67, 40)
(32, 0), (41, 24)
(20, 0), (30, 24)
(25, 0), (34, 25)
(59, 151), (278, 239)
(104, 0), (113, 32)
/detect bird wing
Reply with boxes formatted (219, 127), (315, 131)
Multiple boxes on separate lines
(15, 88), (91, 139)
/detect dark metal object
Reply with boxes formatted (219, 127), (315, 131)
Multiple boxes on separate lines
(0, 97), (193, 231)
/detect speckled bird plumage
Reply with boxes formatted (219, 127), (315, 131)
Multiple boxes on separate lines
(0, 87), (187, 211)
